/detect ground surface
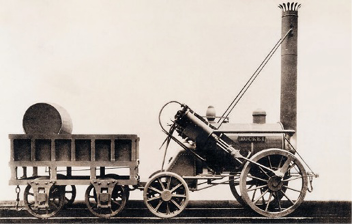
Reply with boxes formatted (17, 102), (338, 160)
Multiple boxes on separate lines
(0, 200), (350, 223)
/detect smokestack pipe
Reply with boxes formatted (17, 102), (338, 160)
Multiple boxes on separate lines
(279, 2), (300, 147)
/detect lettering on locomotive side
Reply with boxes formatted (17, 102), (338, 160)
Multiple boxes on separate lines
(238, 136), (266, 142)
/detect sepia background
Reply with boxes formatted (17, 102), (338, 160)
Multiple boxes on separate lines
(0, 0), (350, 202)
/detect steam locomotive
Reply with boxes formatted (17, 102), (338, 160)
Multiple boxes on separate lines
(8, 2), (317, 219)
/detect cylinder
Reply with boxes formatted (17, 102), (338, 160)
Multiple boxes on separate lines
(280, 3), (300, 144)
(23, 103), (73, 134)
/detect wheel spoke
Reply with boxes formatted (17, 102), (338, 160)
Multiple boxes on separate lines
(253, 189), (269, 205)
(245, 158), (277, 174)
(283, 175), (303, 182)
(283, 185), (301, 193)
(157, 178), (165, 190)
(258, 166), (271, 178)
(279, 156), (293, 174)
(278, 155), (284, 168)
(166, 176), (172, 189)
(149, 186), (162, 194)
(166, 202), (170, 214)
(171, 199), (181, 210)
(295, 164), (301, 172)
(112, 200), (121, 206)
(280, 189), (295, 205)
(154, 200), (163, 211)
(147, 195), (161, 202)
(265, 192), (273, 212)
(247, 174), (268, 183)
(170, 183), (182, 193)
(247, 184), (267, 192)
(252, 189), (257, 201)
(49, 201), (58, 210)
(268, 156), (273, 169)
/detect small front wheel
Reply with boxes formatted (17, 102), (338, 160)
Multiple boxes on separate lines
(143, 172), (189, 218)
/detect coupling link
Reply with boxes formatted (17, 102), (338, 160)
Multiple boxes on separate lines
(15, 185), (21, 211)
(308, 175), (314, 193)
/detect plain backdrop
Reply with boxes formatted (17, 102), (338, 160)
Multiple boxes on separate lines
(0, 0), (350, 202)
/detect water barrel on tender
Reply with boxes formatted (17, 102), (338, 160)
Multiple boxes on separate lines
(23, 103), (73, 134)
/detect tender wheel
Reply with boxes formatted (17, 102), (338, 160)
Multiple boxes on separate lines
(63, 185), (76, 206)
(104, 174), (130, 202)
(85, 184), (127, 218)
(24, 184), (65, 218)
(143, 172), (189, 218)
(229, 173), (247, 206)
(240, 149), (308, 217)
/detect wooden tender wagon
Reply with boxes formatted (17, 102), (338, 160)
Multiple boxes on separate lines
(9, 134), (139, 218)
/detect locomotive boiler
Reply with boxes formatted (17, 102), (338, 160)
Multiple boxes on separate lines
(8, 2), (317, 219)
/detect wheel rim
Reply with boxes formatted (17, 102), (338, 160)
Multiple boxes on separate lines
(229, 173), (247, 206)
(85, 184), (127, 218)
(23, 184), (65, 218)
(143, 172), (189, 218)
(63, 185), (76, 206)
(240, 149), (308, 217)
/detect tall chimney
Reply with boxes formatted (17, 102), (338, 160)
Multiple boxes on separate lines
(279, 2), (300, 147)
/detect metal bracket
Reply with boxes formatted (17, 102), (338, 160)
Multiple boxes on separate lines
(91, 179), (117, 209)
(28, 180), (56, 209)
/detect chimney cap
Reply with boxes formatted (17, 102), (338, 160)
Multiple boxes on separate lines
(279, 2), (301, 12)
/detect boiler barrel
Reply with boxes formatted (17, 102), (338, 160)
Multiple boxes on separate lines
(23, 103), (73, 134)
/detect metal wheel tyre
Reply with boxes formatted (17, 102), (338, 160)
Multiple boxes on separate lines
(85, 184), (127, 218)
(143, 172), (189, 218)
(63, 185), (76, 206)
(24, 184), (65, 219)
(240, 149), (308, 217)
(229, 173), (247, 206)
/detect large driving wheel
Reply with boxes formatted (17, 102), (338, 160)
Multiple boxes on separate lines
(85, 184), (127, 218)
(23, 184), (65, 218)
(143, 172), (189, 218)
(240, 149), (308, 217)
